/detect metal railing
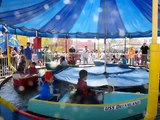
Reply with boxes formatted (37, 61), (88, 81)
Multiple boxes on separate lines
(0, 56), (15, 79)
(40, 53), (149, 66)
(0, 53), (149, 79)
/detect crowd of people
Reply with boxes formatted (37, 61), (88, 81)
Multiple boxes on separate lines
(0, 42), (150, 75)
(66, 43), (149, 66)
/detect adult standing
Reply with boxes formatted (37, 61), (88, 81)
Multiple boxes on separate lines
(19, 46), (24, 55)
(128, 47), (135, 65)
(69, 45), (76, 60)
(140, 43), (149, 66)
(10, 47), (19, 68)
(0, 47), (3, 76)
(100, 51), (105, 60)
(24, 42), (32, 70)
(37, 49), (43, 66)
(82, 46), (89, 64)
(0, 47), (3, 58)
(69, 45), (76, 53)
(44, 46), (51, 62)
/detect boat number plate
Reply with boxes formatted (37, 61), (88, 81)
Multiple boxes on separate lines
(104, 100), (141, 111)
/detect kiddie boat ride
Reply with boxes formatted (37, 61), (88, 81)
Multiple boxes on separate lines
(28, 89), (147, 120)
(13, 73), (38, 92)
(0, 79), (148, 120)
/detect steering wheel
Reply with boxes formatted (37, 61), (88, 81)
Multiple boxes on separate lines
(92, 85), (114, 93)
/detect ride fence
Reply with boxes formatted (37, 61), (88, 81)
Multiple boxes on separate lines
(0, 53), (149, 79)
(0, 56), (15, 79)
(40, 53), (149, 66)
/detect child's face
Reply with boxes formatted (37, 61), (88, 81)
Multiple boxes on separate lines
(48, 76), (54, 84)
(31, 64), (35, 67)
(82, 76), (87, 81)
(21, 56), (25, 59)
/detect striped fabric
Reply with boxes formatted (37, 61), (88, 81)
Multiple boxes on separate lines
(0, 0), (158, 38)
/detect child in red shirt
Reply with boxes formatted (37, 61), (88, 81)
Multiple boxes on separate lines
(68, 56), (76, 65)
(74, 70), (100, 104)
(77, 70), (95, 96)
(26, 62), (38, 74)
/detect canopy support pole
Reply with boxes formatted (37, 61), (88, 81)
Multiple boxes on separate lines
(65, 38), (67, 53)
(4, 28), (17, 72)
(36, 31), (38, 37)
(124, 37), (127, 54)
(94, 38), (96, 51)
(104, 0), (107, 74)
(144, 0), (160, 119)
(97, 38), (100, 59)
(104, 37), (107, 74)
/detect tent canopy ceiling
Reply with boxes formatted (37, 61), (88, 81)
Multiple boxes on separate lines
(0, 0), (159, 38)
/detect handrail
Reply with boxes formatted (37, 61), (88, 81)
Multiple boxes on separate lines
(7, 46), (16, 72)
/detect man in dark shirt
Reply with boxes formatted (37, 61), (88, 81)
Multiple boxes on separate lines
(69, 45), (76, 53)
(140, 43), (149, 66)
(69, 45), (76, 60)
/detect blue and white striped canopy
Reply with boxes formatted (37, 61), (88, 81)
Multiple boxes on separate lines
(0, 0), (159, 38)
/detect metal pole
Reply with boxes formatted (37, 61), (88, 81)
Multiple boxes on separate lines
(104, 0), (107, 74)
(36, 31), (38, 37)
(4, 26), (16, 72)
(124, 37), (127, 54)
(94, 38), (96, 51)
(97, 38), (100, 59)
(65, 38), (67, 53)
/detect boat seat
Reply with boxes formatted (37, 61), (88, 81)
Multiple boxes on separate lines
(59, 92), (75, 103)
(58, 90), (83, 103)
(69, 90), (101, 104)
(59, 90), (103, 104)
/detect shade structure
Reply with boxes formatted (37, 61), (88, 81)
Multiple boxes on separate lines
(0, 0), (158, 38)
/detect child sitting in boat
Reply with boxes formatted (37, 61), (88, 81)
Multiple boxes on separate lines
(60, 56), (68, 65)
(74, 70), (99, 104)
(68, 56), (76, 65)
(17, 55), (26, 73)
(119, 55), (127, 65)
(26, 62), (38, 74)
(14, 62), (38, 80)
(13, 56), (26, 79)
(39, 71), (60, 101)
(77, 70), (95, 96)
(111, 55), (117, 63)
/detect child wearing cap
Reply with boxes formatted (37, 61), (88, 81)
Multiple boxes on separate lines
(39, 71), (60, 101)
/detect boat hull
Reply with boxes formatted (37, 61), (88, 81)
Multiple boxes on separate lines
(28, 92), (147, 120)
(13, 74), (38, 92)
(46, 63), (78, 71)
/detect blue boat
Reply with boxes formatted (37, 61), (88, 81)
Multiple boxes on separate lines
(45, 63), (78, 71)
(94, 60), (105, 66)
(28, 91), (147, 120)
